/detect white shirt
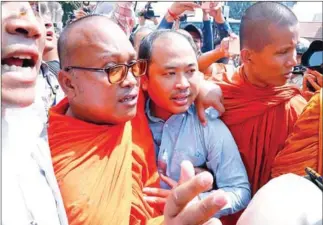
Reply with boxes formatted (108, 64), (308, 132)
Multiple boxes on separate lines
(1, 107), (67, 225)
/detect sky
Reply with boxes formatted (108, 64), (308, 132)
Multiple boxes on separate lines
(292, 2), (322, 22)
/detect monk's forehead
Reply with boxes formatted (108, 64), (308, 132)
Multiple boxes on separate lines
(66, 19), (135, 62)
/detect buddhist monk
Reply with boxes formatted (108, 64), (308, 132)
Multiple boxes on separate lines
(49, 14), (228, 225)
(205, 2), (308, 224)
(272, 69), (323, 177)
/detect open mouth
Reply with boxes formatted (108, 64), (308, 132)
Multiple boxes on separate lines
(171, 93), (190, 101)
(172, 96), (189, 101)
(46, 31), (54, 39)
(2, 55), (36, 71)
(119, 94), (137, 103)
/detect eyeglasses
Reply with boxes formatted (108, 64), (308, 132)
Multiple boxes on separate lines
(64, 59), (148, 84)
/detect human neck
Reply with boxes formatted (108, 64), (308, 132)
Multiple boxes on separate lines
(43, 48), (59, 62)
(243, 66), (269, 88)
(150, 100), (172, 121)
(2, 106), (43, 151)
(65, 106), (116, 126)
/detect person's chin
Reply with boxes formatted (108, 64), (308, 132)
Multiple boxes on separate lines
(2, 89), (36, 108)
(44, 44), (54, 53)
(169, 104), (190, 115)
(119, 108), (137, 122)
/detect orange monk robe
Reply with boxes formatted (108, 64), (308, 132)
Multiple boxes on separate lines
(206, 66), (307, 225)
(48, 93), (163, 225)
(272, 89), (322, 177)
(207, 66), (307, 195)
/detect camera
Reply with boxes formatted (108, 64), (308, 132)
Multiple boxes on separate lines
(292, 40), (323, 92)
(82, 7), (91, 14)
(138, 2), (159, 20)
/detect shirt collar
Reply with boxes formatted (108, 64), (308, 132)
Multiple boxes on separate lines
(40, 61), (49, 78)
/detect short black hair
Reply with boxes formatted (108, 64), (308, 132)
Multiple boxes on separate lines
(138, 29), (198, 63)
(240, 2), (298, 52)
(57, 14), (108, 69)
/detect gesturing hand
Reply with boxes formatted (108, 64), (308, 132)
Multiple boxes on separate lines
(164, 161), (227, 225)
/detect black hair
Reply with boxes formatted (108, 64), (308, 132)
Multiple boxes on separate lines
(138, 29), (198, 63)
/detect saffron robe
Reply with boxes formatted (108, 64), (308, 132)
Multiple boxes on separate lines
(208, 66), (307, 225)
(48, 94), (163, 225)
(272, 89), (322, 177)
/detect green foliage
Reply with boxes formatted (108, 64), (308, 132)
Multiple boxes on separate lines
(227, 2), (255, 20)
(58, 1), (82, 25)
(227, 1), (297, 20)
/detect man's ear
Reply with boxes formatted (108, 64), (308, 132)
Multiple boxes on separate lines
(58, 70), (76, 98)
(240, 48), (252, 65)
(141, 74), (149, 91)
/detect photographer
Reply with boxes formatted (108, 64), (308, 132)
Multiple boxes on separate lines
(137, 2), (159, 28)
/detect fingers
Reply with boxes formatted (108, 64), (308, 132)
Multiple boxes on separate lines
(308, 77), (321, 91)
(164, 171), (214, 218)
(194, 167), (208, 175)
(143, 196), (167, 205)
(160, 174), (178, 188)
(202, 218), (223, 225)
(143, 196), (166, 211)
(143, 187), (171, 198)
(182, 2), (201, 8)
(176, 190), (227, 225)
(307, 69), (323, 87)
(196, 100), (207, 126)
(210, 96), (225, 115)
(178, 161), (196, 184)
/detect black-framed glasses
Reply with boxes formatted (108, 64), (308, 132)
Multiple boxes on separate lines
(64, 59), (148, 84)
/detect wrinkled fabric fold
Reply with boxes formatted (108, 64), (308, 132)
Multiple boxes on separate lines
(48, 93), (163, 225)
(272, 90), (322, 177)
(207, 67), (307, 225)
(207, 66), (307, 194)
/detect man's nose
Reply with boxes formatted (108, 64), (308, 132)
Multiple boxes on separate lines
(286, 50), (298, 68)
(120, 68), (138, 88)
(175, 74), (190, 90)
(6, 13), (42, 39)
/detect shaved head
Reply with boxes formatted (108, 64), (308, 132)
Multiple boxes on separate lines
(240, 2), (298, 52)
(58, 15), (124, 69)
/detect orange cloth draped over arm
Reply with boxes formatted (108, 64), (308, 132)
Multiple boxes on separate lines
(48, 95), (163, 225)
(272, 89), (322, 177)
(207, 67), (307, 225)
(207, 66), (307, 194)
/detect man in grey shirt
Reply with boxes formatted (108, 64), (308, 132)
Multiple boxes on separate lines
(139, 29), (251, 218)
(1, 2), (68, 225)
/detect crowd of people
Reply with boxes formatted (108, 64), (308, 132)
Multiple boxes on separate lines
(2, 1), (322, 225)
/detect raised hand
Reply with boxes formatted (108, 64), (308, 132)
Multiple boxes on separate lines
(164, 161), (227, 225)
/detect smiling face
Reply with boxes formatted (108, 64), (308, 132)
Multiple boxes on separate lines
(59, 17), (140, 125)
(141, 34), (201, 121)
(243, 24), (299, 87)
(1, 2), (45, 107)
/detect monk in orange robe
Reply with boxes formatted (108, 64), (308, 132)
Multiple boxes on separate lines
(48, 15), (228, 225)
(204, 3), (308, 225)
(272, 88), (322, 177)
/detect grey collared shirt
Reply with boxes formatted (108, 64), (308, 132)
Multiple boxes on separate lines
(146, 99), (251, 217)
